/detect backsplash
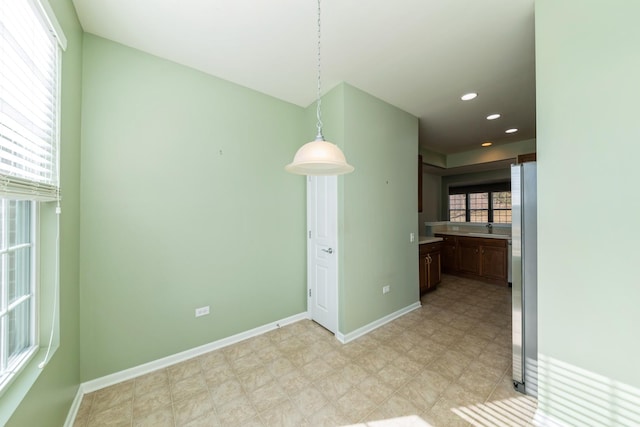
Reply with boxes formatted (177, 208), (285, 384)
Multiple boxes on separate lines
(424, 221), (512, 237)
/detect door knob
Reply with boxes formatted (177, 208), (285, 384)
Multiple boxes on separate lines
(322, 248), (333, 254)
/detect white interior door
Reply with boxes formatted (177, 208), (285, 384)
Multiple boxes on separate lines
(307, 175), (338, 333)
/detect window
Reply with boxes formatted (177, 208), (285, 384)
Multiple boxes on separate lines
(449, 194), (466, 222)
(0, 200), (35, 388)
(448, 183), (512, 223)
(0, 0), (62, 393)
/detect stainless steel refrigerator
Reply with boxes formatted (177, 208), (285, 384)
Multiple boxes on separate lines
(511, 162), (538, 397)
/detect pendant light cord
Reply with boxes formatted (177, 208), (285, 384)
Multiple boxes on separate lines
(315, 0), (324, 141)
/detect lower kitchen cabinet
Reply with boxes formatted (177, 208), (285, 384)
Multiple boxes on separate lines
(419, 242), (442, 294)
(435, 234), (508, 286)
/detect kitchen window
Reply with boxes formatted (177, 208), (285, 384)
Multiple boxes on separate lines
(0, 0), (64, 395)
(448, 183), (512, 223)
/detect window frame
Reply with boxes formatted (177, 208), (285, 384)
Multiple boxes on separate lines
(448, 182), (512, 223)
(0, 200), (38, 392)
(0, 0), (64, 403)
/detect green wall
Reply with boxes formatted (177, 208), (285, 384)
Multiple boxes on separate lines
(79, 35), (307, 380)
(536, 1), (640, 425)
(6, 0), (83, 425)
(340, 84), (419, 334)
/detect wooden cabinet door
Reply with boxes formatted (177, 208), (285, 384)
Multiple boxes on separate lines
(480, 245), (507, 281)
(458, 238), (480, 275)
(437, 234), (458, 273)
(419, 247), (428, 294)
(428, 249), (442, 287)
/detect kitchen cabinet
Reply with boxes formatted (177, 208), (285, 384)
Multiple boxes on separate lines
(440, 235), (458, 273)
(458, 237), (480, 276)
(419, 241), (442, 294)
(435, 233), (508, 286)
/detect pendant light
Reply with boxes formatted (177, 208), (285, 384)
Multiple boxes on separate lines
(285, 0), (354, 176)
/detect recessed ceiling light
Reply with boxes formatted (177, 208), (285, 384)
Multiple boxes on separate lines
(461, 92), (477, 101)
(505, 128), (518, 134)
(481, 142), (493, 147)
(486, 114), (501, 120)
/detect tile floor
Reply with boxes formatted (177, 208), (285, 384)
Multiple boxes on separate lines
(73, 275), (537, 427)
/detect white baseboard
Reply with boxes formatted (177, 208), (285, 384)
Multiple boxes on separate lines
(63, 384), (85, 427)
(80, 311), (307, 394)
(335, 301), (421, 344)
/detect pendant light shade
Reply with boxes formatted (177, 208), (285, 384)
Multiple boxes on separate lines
(285, 0), (354, 176)
(285, 138), (354, 176)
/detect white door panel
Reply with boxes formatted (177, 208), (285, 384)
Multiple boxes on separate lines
(307, 176), (338, 333)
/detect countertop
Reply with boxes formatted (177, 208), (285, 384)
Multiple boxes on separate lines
(433, 231), (512, 241)
(419, 236), (443, 244)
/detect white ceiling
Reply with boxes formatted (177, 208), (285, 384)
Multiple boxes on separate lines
(71, 0), (536, 155)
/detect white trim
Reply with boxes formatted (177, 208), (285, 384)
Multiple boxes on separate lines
(32, 0), (67, 50)
(63, 384), (85, 427)
(80, 312), (307, 393)
(335, 301), (422, 344)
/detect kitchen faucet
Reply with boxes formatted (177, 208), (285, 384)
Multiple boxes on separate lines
(486, 223), (493, 234)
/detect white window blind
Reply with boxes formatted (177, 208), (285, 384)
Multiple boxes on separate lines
(0, 0), (60, 201)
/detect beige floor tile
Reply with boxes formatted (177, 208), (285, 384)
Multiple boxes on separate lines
(228, 352), (262, 375)
(134, 369), (169, 396)
(173, 391), (213, 425)
(376, 363), (412, 389)
(301, 357), (334, 382)
(259, 399), (308, 427)
(87, 400), (132, 427)
(237, 365), (274, 393)
(209, 377), (245, 408)
(198, 350), (227, 370)
(427, 351), (472, 381)
(334, 386), (377, 423)
(286, 346), (319, 367)
(216, 395), (258, 425)
(89, 381), (134, 415)
(316, 370), (354, 400)
(171, 374), (208, 402)
(375, 394), (423, 419)
(288, 383), (328, 415)
(201, 360), (235, 385)
(277, 369), (310, 395)
(305, 403), (349, 427)
(167, 358), (201, 383)
(341, 362), (370, 386)
(74, 276), (534, 427)
(356, 374), (396, 404)
(246, 378), (288, 413)
(222, 339), (254, 361)
(254, 343), (282, 364)
(266, 356), (297, 377)
(133, 385), (171, 418)
(397, 377), (444, 412)
(180, 412), (222, 427)
(132, 406), (173, 427)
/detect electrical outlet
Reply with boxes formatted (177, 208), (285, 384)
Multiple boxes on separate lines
(382, 285), (390, 294)
(195, 306), (210, 317)
(410, 232), (415, 242)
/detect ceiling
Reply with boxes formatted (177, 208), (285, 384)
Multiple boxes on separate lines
(71, 0), (536, 156)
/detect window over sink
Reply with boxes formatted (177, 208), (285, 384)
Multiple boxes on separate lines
(448, 182), (511, 223)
